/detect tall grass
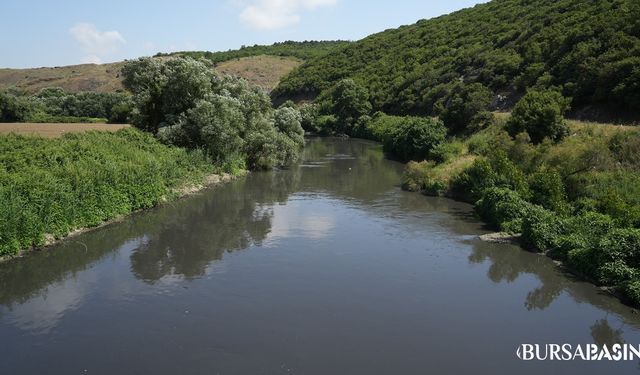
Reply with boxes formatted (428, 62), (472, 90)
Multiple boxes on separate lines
(0, 128), (216, 256)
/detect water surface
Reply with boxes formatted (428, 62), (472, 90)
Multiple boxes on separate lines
(1, 138), (639, 374)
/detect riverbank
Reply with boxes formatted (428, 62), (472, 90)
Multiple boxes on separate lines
(401, 116), (640, 307)
(0, 128), (240, 260)
(0, 171), (241, 263)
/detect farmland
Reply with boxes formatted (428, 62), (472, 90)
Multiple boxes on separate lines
(0, 123), (129, 138)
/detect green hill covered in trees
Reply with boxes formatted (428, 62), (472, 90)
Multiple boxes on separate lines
(274, 0), (640, 121)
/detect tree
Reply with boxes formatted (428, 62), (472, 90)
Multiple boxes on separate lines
(0, 91), (33, 122)
(330, 79), (372, 133)
(507, 90), (570, 144)
(123, 57), (303, 170)
(436, 83), (493, 134)
(273, 106), (304, 147)
(383, 117), (447, 162)
(122, 58), (170, 133)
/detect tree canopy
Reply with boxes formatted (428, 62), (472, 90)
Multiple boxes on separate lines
(123, 57), (304, 171)
(274, 0), (640, 121)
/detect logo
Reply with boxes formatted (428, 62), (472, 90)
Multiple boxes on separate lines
(516, 344), (640, 361)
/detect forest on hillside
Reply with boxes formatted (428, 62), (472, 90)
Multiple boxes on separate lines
(274, 0), (640, 121)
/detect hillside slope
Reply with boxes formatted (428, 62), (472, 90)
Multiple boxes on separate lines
(0, 62), (126, 93)
(274, 0), (640, 120)
(0, 41), (344, 93)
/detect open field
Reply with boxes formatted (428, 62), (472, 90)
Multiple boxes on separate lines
(216, 55), (302, 91)
(0, 123), (130, 138)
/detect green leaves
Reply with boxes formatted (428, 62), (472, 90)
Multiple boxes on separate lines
(275, 0), (640, 118)
(0, 129), (215, 257)
(507, 90), (570, 144)
(122, 57), (304, 171)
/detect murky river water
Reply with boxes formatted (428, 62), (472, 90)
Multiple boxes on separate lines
(1, 138), (640, 374)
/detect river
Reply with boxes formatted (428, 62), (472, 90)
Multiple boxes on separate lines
(1, 138), (639, 374)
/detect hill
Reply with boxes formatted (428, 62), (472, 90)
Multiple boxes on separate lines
(0, 62), (126, 93)
(274, 0), (640, 121)
(160, 40), (351, 64)
(0, 41), (346, 93)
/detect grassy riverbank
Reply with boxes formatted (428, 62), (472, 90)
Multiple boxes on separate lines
(0, 128), (222, 258)
(401, 115), (640, 306)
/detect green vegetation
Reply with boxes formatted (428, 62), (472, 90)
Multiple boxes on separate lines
(279, 0), (640, 307)
(0, 56), (305, 257)
(0, 87), (132, 123)
(275, 0), (640, 122)
(507, 90), (571, 143)
(401, 115), (640, 306)
(0, 128), (216, 257)
(159, 41), (351, 64)
(122, 56), (304, 171)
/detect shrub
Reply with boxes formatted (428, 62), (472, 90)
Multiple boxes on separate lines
(623, 281), (640, 306)
(528, 167), (568, 213)
(595, 228), (640, 268)
(476, 187), (534, 232)
(382, 116), (447, 162)
(598, 261), (637, 285)
(567, 247), (598, 276)
(506, 90), (570, 144)
(451, 151), (528, 202)
(520, 205), (568, 252)
(314, 115), (338, 135)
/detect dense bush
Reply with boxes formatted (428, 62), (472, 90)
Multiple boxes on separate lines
(451, 151), (528, 202)
(506, 90), (570, 144)
(520, 205), (568, 252)
(476, 187), (534, 233)
(123, 57), (304, 170)
(380, 116), (446, 162)
(0, 129), (215, 257)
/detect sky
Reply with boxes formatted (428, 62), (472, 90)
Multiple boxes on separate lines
(0, 0), (486, 68)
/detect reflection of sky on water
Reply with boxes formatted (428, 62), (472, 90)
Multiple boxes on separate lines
(263, 195), (336, 246)
(1, 237), (152, 334)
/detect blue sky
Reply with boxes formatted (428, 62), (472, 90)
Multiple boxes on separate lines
(0, 0), (486, 68)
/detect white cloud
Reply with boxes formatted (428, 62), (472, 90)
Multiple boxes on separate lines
(70, 23), (126, 64)
(239, 0), (337, 30)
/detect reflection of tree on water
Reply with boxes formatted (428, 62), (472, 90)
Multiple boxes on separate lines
(130, 168), (300, 282)
(468, 239), (640, 331)
(591, 318), (626, 348)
